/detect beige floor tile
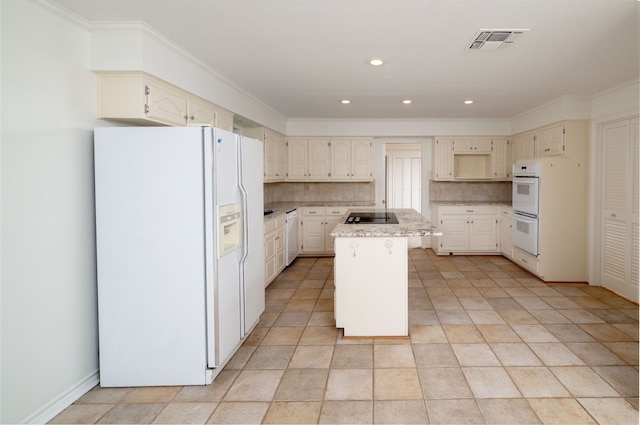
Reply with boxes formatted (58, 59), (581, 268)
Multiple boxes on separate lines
(319, 400), (373, 424)
(283, 299), (316, 312)
(550, 366), (620, 397)
(476, 324), (522, 342)
(498, 309), (539, 324)
(490, 343), (542, 366)
(436, 310), (473, 324)
(75, 386), (133, 404)
(242, 326), (269, 346)
(476, 398), (541, 424)
(96, 403), (165, 424)
(173, 370), (239, 402)
(529, 309), (572, 324)
(307, 311), (336, 327)
(121, 387), (180, 403)
(604, 341), (639, 365)
(514, 296), (552, 310)
(292, 288), (322, 300)
(261, 326), (304, 345)
(477, 287), (510, 297)
(408, 310), (440, 325)
(541, 296), (583, 309)
(443, 325), (485, 343)
(452, 287), (482, 297)
(408, 325), (448, 343)
(374, 368), (423, 400)
(262, 401), (321, 424)
(418, 367), (473, 399)
(244, 345), (295, 369)
(413, 343), (459, 367)
(458, 297), (493, 309)
(558, 309), (605, 324)
(577, 397), (639, 425)
(528, 342), (585, 366)
(330, 344), (373, 368)
(467, 309), (507, 325)
(223, 370), (284, 401)
(565, 342), (627, 365)
(374, 344), (416, 368)
(325, 369), (372, 400)
(206, 401), (269, 424)
(506, 367), (571, 397)
(544, 323), (597, 342)
(289, 345), (334, 368)
(613, 323), (640, 340)
(452, 343), (501, 366)
(266, 288), (295, 300)
(462, 367), (521, 398)
(273, 311), (311, 327)
(151, 402), (217, 424)
(511, 324), (559, 342)
(580, 323), (635, 342)
(592, 365), (640, 397)
(374, 400), (428, 424)
(298, 326), (338, 345)
(425, 399), (484, 424)
(300, 279), (326, 288)
(49, 403), (114, 424)
(527, 398), (596, 424)
(224, 346), (256, 369)
(274, 369), (329, 401)
(430, 296), (463, 310)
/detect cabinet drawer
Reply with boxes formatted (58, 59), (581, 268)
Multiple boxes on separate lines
(513, 247), (540, 274)
(326, 207), (349, 216)
(302, 207), (325, 216)
(438, 205), (498, 215)
(265, 212), (285, 233)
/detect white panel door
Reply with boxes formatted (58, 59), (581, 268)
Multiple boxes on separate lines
(600, 117), (639, 301)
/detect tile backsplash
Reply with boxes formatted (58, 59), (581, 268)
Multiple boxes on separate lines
(429, 181), (512, 202)
(264, 182), (375, 204)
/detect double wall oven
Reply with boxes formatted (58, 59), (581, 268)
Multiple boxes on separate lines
(512, 162), (542, 256)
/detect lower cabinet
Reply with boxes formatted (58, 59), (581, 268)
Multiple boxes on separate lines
(299, 207), (349, 254)
(265, 213), (285, 286)
(500, 206), (514, 259)
(432, 205), (500, 255)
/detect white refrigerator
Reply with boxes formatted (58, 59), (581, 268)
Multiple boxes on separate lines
(94, 126), (264, 387)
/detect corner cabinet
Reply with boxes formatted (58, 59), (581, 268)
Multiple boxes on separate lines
(96, 72), (234, 131)
(265, 212), (286, 286)
(245, 127), (286, 182)
(433, 137), (510, 181)
(431, 205), (500, 255)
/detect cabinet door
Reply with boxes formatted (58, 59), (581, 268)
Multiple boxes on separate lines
(213, 106), (234, 132)
(439, 215), (469, 251)
(264, 232), (277, 285)
(274, 134), (287, 179)
(331, 139), (351, 179)
(325, 215), (344, 253)
(287, 139), (308, 180)
(473, 138), (493, 152)
(469, 214), (498, 251)
(453, 138), (474, 152)
(500, 209), (513, 258)
(434, 139), (453, 180)
(492, 138), (509, 179)
(145, 79), (187, 126)
(308, 139), (330, 180)
(351, 139), (372, 180)
(275, 227), (286, 272)
(263, 131), (276, 181)
(535, 124), (564, 157)
(301, 215), (325, 252)
(186, 97), (216, 126)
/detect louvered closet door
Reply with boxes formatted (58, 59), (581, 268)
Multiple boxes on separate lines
(601, 117), (639, 301)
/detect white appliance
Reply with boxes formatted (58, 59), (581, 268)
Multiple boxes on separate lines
(512, 161), (541, 256)
(94, 126), (264, 387)
(285, 209), (298, 266)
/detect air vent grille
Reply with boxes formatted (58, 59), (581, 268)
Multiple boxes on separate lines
(469, 29), (529, 50)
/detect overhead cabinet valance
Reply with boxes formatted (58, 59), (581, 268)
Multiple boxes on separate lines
(95, 72), (234, 131)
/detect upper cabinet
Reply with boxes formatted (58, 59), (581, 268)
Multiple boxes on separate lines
(512, 122), (570, 164)
(330, 138), (372, 181)
(96, 72), (234, 131)
(245, 127), (286, 182)
(433, 137), (510, 181)
(286, 137), (372, 182)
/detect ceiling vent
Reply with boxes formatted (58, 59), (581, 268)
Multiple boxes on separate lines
(469, 29), (529, 50)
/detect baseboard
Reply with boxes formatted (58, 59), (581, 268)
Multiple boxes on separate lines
(23, 370), (99, 424)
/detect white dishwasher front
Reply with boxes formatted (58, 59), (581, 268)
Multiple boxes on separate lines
(285, 209), (298, 266)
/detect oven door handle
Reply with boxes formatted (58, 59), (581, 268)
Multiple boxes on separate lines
(513, 177), (538, 184)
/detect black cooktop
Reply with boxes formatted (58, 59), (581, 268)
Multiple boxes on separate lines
(345, 212), (399, 224)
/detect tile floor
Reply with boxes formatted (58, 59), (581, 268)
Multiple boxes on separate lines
(51, 250), (639, 424)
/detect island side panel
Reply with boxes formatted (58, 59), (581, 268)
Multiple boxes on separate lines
(334, 237), (408, 337)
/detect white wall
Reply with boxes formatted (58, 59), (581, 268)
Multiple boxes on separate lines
(1, 1), (104, 422)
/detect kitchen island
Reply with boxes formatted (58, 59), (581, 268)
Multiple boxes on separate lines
(330, 209), (441, 337)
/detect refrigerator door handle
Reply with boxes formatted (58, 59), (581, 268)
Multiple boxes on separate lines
(237, 140), (249, 333)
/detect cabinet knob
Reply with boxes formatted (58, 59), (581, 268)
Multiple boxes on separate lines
(189, 115), (195, 120)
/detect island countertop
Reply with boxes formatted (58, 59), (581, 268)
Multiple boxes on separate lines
(331, 208), (442, 238)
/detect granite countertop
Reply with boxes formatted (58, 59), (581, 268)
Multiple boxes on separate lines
(331, 208), (442, 238)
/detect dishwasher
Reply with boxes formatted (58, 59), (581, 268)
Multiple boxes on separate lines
(285, 209), (298, 266)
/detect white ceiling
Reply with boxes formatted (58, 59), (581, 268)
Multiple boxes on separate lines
(54, 0), (639, 120)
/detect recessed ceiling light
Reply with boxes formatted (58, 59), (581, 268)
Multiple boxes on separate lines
(341, 99), (351, 104)
(369, 58), (384, 66)
(402, 99), (412, 104)
(464, 100), (474, 104)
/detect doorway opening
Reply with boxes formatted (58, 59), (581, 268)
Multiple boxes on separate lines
(385, 144), (422, 212)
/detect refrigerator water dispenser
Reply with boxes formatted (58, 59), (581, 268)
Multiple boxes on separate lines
(218, 203), (242, 257)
